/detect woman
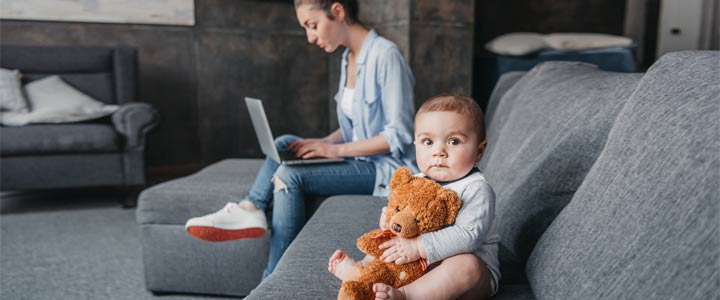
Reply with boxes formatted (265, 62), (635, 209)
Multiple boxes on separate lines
(186, 0), (418, 278)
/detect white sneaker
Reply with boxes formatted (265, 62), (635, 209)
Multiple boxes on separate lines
(185, 202), (267, 242)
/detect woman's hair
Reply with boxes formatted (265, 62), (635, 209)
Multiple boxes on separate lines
(416, 94), (486, 141)
(294, 0), (361, 25)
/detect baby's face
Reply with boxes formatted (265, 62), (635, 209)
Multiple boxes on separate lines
(414, 111), (486, 182)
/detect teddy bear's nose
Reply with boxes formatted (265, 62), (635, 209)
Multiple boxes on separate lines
(392, 223), (402, 233)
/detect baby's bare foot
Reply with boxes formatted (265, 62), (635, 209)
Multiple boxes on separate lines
(373, 283), (406, 300)
(328, 250), (360, 282)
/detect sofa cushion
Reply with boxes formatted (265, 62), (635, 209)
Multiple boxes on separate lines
(527, 51), (719, 300)
(0, 68), (29, 113)
(480, 61), (643, 282)
(244, 195), (385, 300)
(481, 71), (526, 159)
(485, 33), (547, 56)
(483, 71), (526, 132)
(0, 124), (120, 155)
(543, 33), (633, 51)
(0, 76), (119, 126)
(23, 73), (115, 104)
(137, 159), (264, 225)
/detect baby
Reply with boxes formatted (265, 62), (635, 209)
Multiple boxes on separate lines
(328, 94), (501, 300)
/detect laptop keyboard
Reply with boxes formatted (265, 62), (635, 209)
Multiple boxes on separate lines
(278, 150), (323, 161)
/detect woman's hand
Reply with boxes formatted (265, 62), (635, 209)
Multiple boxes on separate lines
(379, 236), (422, 265)
(293, 141), (342, 159)
(288, 138), (327, 153)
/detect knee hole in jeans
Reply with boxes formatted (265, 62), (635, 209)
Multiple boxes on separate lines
(273, 176), (288, 192)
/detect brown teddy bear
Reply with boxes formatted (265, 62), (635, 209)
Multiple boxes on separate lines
(338, 167), (462, 300)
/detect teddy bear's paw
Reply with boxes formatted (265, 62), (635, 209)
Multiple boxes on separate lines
(341, 281), (374, 300)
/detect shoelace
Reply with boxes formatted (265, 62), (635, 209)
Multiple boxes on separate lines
(223, 202), (242, 213)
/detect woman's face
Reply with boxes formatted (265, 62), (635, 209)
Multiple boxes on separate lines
(296, 4), (345, 53)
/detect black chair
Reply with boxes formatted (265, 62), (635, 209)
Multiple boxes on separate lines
(0, 45), (159, 206)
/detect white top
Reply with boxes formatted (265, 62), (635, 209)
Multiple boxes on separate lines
(341, 87), (354, 117)
(341, 87), (358, 141)
(419, 170), (501, 295)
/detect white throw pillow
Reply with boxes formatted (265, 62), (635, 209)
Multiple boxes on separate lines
(485, 32), (547, 56)
(0, 75), (118, 126)
(0, 68), (29, 113)
(544, 33), (633, 51)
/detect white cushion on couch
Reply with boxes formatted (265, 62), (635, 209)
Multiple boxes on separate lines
(0, 68), (29, 113)
(544, 33), (633, 51)
(0, 75), (118, 126)
(485, 32), (547, 55)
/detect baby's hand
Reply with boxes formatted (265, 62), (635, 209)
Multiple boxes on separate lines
(379, 207), (389, 230)
(379, 236), (422, 265)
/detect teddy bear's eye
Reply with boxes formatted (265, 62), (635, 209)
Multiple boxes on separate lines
(396, 206), (401, 212)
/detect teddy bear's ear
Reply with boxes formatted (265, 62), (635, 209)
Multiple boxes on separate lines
(437, 188), (462, 225)
(390, 167), (414, 189)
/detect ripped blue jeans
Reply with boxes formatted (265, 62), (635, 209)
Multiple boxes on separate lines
(246, 134), (376, 278)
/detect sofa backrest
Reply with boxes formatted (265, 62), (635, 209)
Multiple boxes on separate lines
(483, 71), (526, 141)
(479, 62), (643, 282)
(0, 45), (137, 105)
(526, 51), (719, 300)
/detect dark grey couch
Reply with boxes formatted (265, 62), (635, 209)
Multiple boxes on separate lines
(137, 51), (718, 299)
(0, 45), (159, 202)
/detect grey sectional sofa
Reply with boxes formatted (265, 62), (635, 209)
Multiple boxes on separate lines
(137, 51), (718, 299)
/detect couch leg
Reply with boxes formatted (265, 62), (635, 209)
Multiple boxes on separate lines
(120, 187), (141, 208)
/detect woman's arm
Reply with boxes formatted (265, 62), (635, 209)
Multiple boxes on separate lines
(336, 134), (390, 157)
(322, 128), (344, 144)
(295, 134), (390, 159)
(292, 130), (391, 159)
(376, 46), (416, 159)
(289, 128), (342, 155)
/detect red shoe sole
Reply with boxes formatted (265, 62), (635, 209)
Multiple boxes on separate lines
(186, 226), (266, 242)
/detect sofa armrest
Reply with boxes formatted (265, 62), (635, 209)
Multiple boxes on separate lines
(112, 102), (159, 149)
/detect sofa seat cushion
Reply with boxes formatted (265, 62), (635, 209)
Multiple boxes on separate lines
(479, 61), (643, 283)
(0, 123), (120, 155)
(527, 51), (719, 299)
(137, 159), (264, 225)
(244, 195), (385, 300)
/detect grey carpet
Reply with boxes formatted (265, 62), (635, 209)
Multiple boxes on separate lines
(0, 189), (242, 300)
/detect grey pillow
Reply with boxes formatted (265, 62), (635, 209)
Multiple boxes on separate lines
(480, 61), (643, 283)
(0, 68), (29, 113)
(527, 51), (719, 300)
(0, 75), (118, 126)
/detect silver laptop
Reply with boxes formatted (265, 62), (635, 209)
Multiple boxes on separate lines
(245, 97), (344, 165)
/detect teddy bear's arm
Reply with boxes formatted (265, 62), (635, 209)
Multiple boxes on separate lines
(357, 228), (394, 258)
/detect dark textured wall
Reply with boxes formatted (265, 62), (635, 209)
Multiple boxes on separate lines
(411, 1), (474, 103)
(4, 0), (628, 171)
(1, 0), (329, 170)
(476, 0), (627, 44)
(319, 0), (475, 139)
(472, 0), (628, 106)
(1, 0), (476, 171)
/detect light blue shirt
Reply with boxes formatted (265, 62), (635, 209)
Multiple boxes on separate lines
(334, 29), (419, 196)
